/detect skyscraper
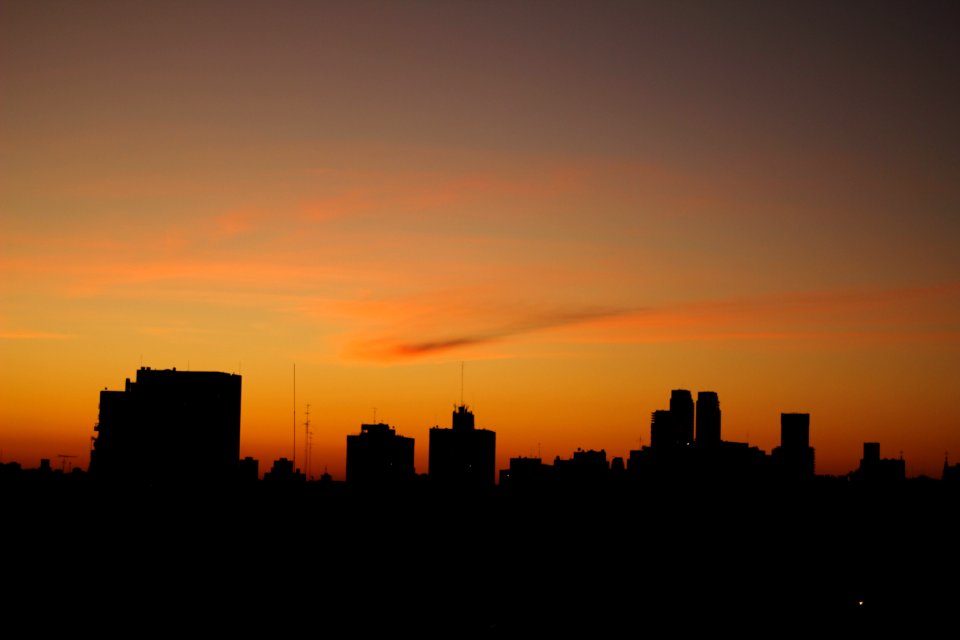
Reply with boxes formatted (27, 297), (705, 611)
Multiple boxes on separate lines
(781, 413), (810, 449)
(772, 413), (815, 479)
(695, 391), (721, 447)
(670, 389), (694, 445)
(649, 409), (675, 450)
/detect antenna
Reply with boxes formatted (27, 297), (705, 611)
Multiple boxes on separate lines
(304, 403), (311, 481)
(373, 407), (377, 423)
(460, 361), (465, 406)
(57, 454), (77, 473)
(292, 363), (296, 470)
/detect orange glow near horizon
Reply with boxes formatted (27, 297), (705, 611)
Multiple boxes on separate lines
(2, 2), (958, 481)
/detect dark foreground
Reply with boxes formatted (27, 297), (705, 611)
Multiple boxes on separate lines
(5, 478), (956, 635)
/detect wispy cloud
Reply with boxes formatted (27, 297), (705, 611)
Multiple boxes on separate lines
(345, 306), (637, 361)
(559, 284), (960, 345)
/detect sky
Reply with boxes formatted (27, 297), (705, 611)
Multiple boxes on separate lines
(2, 0), (958, 480)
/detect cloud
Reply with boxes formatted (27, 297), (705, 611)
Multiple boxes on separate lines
(346, 306), (637, 361)
(557, 283), (960, 345)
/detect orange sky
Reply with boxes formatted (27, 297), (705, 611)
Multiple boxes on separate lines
(2, 1), (958, 480)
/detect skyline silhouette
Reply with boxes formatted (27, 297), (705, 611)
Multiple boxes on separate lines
(4, 396), (956, 634)
(3, 365), (958, 487)
(4, 369), (958, 633)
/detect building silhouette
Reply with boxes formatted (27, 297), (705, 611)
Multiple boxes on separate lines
(345, 422), (415, 487)
(695, 391), (721, 447)
(943, 455), (960, 483)
(630, 389), (771, 485)
(499, 456), (547, 490)
(89, 366), (242, 485)
(670, 389), (694, 445)
(771, 413), (816, 480)
(263, 457), (304, 483)
(428, 404), (496, 489)
(649, 409), (678, 449)
(854, 442), (905, 484)
(238, 456), (260, 483)
(553, 448), (610, 489)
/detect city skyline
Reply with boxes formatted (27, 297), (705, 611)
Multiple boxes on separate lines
(3, 364), (951, 484)
(2, 2), (958, 482)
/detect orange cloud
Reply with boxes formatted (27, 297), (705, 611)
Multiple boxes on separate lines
(336, 282), (960, 362)
(341, 303), (637, 362)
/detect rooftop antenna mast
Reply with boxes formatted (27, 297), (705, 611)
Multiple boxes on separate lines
(292, 363), (296, 471)
(304, 403), (311, 481)
(57, 454), (76, 473)
(460, 361), (465, 406)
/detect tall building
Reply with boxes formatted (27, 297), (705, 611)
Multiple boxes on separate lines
(428, 405), (496, 488)
(89, 366), (242, 485)
(670, 389), (694, 445)
(346, 423), (415, 487)
(780, 413), (810, 449)
(649, 409), (676, 450)
(695, 391), (721, 447)
(772, 413), (815, 479)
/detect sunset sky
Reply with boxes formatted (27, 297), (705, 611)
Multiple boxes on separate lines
(2, 1), (958, 480)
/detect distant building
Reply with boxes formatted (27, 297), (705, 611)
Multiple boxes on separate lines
(650, 409), (677, 450)
(499, 456), (548, 490)
(346, 423), (415, 487)
(649, 390), (695, 450)
(553, 448), (609, 488)
(696, 391), (721, 447)
(238, 456), (260, 483)
(771, 413), (816, 480)
(263, 457), (304, 483)
(89, 366), (242, 485)
(428, 405), (496, 488)
(631, 389), (769, 485)
(854, 442), (905, 483)
(943, 455), (960, 484)
(670, 389), (694, 446)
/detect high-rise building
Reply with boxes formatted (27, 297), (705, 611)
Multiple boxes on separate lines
(670, 389), (694, 445)
(780, 413), (810, 449)
(649, 409), (675, 449)
(772, 413), (815, 479)
(89, 366), (242, 485)
(346, 422), (415, 486)
(428, 405), (496, 488)
(695, 391), (721, 446)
